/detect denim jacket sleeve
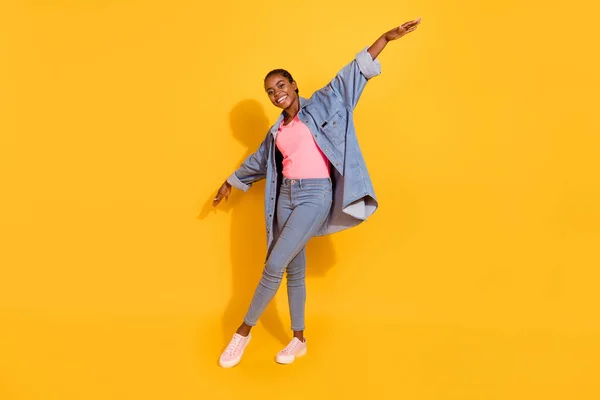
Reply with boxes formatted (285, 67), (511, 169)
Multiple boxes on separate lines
(327, 48), (382, 112)
(226, 133), (270, 192)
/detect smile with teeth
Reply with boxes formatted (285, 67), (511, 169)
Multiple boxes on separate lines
(277, 95), (288, 104)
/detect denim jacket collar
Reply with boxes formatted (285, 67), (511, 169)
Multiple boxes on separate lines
(269, 97), (313, 136)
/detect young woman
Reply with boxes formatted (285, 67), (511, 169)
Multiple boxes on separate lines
(212, 18), (421, 367)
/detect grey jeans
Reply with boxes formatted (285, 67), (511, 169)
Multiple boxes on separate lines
(244, 177), (333, 331)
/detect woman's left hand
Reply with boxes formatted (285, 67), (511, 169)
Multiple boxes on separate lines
(384, 18), (421, 41)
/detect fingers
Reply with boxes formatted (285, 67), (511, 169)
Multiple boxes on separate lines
(213, 189), (223, 206)
(399, 19), (420, 36)
(402, 18), (421, 29)
(394, 19), (420, 37)
(212, 186), (231, 207)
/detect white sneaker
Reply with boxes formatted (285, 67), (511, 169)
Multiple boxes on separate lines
(275, 337), (307, 364)
(219, 333), (251, 368)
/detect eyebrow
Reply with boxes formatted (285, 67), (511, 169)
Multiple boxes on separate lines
(266, 80), (284, 91)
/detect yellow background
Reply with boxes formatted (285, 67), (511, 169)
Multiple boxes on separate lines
(1, 0), (599, 399)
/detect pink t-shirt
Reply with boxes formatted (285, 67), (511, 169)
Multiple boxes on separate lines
(275, 115), (331, 179)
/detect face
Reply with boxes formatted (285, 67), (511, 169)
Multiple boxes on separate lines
(264, 74), (298, 109)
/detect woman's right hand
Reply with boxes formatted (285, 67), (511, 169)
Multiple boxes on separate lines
(212, 181), (232, 207)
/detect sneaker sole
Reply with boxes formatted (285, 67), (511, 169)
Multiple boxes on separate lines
(219, 336), (251, 368)
(275, 347), (307, 364)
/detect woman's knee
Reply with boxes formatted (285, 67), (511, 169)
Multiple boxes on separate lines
(286, 265), (306, 284)
(263, 259), (285, 283)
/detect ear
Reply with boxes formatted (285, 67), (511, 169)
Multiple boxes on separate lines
(292, 81), (298, 91)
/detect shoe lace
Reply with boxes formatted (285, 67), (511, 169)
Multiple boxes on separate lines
(225, 335), (242, 355)
(282, 339), (300, 354)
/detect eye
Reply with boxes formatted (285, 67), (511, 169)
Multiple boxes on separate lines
(278, 83), (284, 89)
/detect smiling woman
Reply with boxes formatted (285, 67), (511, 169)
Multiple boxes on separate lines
(265, 69), (299, 97)
(212, 18), (422, 368)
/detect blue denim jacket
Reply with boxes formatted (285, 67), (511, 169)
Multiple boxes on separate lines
(227, 48), (382, 255)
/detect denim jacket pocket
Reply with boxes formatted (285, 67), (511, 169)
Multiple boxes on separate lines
(320, 111), (346, 146)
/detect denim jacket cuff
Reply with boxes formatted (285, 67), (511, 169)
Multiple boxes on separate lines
(356, 47), (382, 79)
(227, 172), (250, 192)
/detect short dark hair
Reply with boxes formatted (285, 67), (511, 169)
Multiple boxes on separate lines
(265, 69), (299, 94)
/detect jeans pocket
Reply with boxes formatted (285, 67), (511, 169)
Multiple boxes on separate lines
(311, 185), (333, 205)
(298, 184), (330, 205)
